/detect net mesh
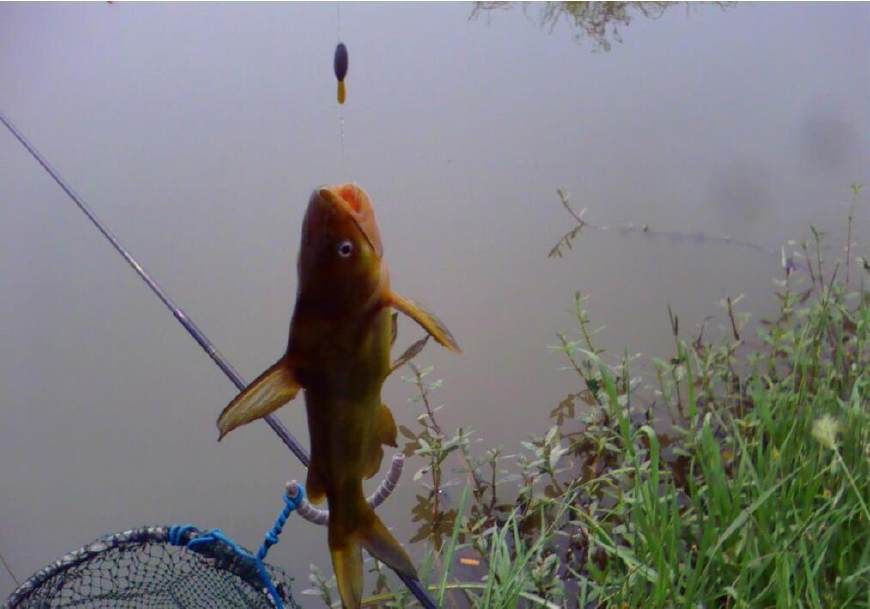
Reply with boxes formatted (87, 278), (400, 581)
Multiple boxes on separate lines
(5, 526), (301, 609)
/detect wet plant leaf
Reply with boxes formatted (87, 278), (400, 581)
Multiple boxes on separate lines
(391, 335), (430, 373)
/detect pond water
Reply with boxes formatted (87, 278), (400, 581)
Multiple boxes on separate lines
(1, 2), (867, 600)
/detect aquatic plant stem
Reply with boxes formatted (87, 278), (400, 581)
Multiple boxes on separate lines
(0, 110), (439, 609)
(834, 449), (870, 523)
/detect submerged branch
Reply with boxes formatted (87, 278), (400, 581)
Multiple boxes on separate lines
(548, 188), (783, 260)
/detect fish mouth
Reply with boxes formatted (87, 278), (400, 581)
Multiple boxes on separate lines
(317, 184), (383, 258)
(318, 184), (364, 215)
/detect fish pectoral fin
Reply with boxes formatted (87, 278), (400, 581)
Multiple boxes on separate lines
(216, 358), (301, 440)
(389, 291), (461, 354)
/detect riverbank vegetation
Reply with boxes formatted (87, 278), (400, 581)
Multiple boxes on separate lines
(308, 190), (868, 608)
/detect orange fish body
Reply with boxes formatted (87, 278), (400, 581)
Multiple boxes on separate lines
(217, 184), (459, 609)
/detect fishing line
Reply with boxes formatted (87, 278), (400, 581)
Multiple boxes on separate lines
(0, 547), (20, 587)
(337, 95), (346, 170)
(336, 2), (346, 171)
(0, 110), (439, 609)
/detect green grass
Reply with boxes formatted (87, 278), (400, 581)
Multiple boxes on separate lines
(307, 213), (868, 608)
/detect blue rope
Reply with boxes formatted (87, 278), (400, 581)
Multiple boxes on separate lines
(258, 485), (305, 561)
(166, 487), (305, 609)
(167, 524), (198, 546)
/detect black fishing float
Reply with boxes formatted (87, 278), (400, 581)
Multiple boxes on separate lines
(334, 42), (348, 104)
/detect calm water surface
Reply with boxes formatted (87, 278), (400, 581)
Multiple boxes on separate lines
(1, 2), (867, 598)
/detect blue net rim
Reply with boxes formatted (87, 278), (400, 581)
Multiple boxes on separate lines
(3, 525), (289, 609)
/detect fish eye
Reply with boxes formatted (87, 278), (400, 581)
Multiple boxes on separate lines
(337, 239), (354, 258)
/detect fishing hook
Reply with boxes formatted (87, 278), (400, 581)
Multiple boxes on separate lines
(287, 454), (405, 526)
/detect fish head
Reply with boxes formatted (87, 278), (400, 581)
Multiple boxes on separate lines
(297, 183), (387, 313)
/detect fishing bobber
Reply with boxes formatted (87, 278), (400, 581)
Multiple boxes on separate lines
(334, 42), (348, 104)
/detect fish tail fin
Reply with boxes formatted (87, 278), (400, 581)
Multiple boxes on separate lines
(329, 539), (363, 609)
(328, 500), (417, 608)
(357, 510), (417, 579)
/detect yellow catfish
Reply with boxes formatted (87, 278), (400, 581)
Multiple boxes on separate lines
(216, 183), (460, 609)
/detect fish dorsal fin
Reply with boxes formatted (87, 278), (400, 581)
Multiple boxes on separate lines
(363, 445), (385, 481)
(377, 403), (398, 448)
(216, 358), (301, 440)
(389, 292), (461, 354)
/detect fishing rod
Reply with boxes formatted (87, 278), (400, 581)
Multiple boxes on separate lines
(0, 111), (307, 465)
(0, 110), (439, 609)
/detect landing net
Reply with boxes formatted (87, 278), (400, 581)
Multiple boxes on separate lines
(4, 526), (300, 609)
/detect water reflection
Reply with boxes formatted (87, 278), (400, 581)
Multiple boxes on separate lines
(0, 2), (866, 602)
(471, 2), (720, 50)
(708, 158), (772, 235)
(800, 109), (861, 174)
